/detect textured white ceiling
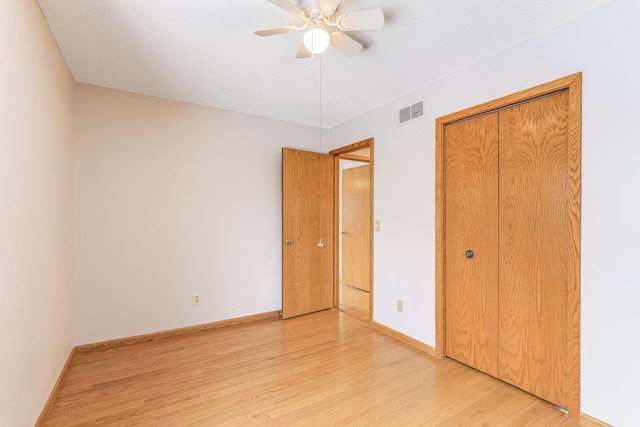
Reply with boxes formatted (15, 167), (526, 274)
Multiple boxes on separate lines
(37, 0), (613, 128)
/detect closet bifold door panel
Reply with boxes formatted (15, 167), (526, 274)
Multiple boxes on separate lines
(443, 89), (572, 409)
(498, 91), (571, 408)
(444, 112), (499, 377)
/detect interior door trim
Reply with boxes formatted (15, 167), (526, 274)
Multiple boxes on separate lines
(330, 138), (374, 321)
(435, 73), (582, 420)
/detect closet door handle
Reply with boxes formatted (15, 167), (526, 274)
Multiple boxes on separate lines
(465, 250), (475, 259)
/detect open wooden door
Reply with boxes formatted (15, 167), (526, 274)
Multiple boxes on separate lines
(282, 148), (334, 319)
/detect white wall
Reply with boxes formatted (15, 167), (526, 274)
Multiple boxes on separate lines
(326, 0), (639, 424)
(0, 1), (74, 426)
(74, 84), (320, 345)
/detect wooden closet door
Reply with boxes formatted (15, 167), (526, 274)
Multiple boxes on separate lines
(498, 91), (571, 407)
(444, 112), (499, 376)
(341, 165), (371, 292)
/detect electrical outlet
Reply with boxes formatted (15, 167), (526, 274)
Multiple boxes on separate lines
(375, 220), (381, 232)
(397, 299), (403, 313)
(192, 293), (201, 306)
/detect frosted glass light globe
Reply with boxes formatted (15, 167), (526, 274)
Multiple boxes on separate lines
(303, 28), (330, 54)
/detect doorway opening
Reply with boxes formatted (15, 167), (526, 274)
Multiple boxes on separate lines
(330, 138), (373, 322)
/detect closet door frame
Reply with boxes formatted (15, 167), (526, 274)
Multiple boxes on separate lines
(435, 73), (582, 420)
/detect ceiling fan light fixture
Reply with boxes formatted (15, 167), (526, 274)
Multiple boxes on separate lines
(303, 28), (330, 54)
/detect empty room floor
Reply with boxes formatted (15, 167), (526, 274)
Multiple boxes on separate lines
(42, 310), (576, 426)
(339, 284), (370, 321)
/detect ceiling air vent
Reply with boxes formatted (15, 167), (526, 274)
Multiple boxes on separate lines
(399, 101), (424, 125)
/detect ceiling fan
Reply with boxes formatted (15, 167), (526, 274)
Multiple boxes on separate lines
(255, 0), (384, 59)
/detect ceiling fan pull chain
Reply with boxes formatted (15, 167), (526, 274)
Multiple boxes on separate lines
(317, 54), (325, 248)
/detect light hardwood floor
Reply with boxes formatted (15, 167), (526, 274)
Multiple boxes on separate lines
(339, 284), (370, 321)
(42, 310), (576, 426)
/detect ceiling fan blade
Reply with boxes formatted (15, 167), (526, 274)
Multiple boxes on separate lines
(336, 8), (384, 31)
(318, 0), (342, 13)
(266, 0), (301, 15)
(330, 32), (362, 57)
(296, 42), (312, 59)
(255, 26), (300, 37)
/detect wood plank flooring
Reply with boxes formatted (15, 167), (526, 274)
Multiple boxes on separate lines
(339, 284), (370, 321)
(42, 310), (576, 426)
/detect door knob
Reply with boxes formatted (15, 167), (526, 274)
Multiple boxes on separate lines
(285, 239), (293, 245)
(341, 230), (347, 234)
(465, 250), (474, 259)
